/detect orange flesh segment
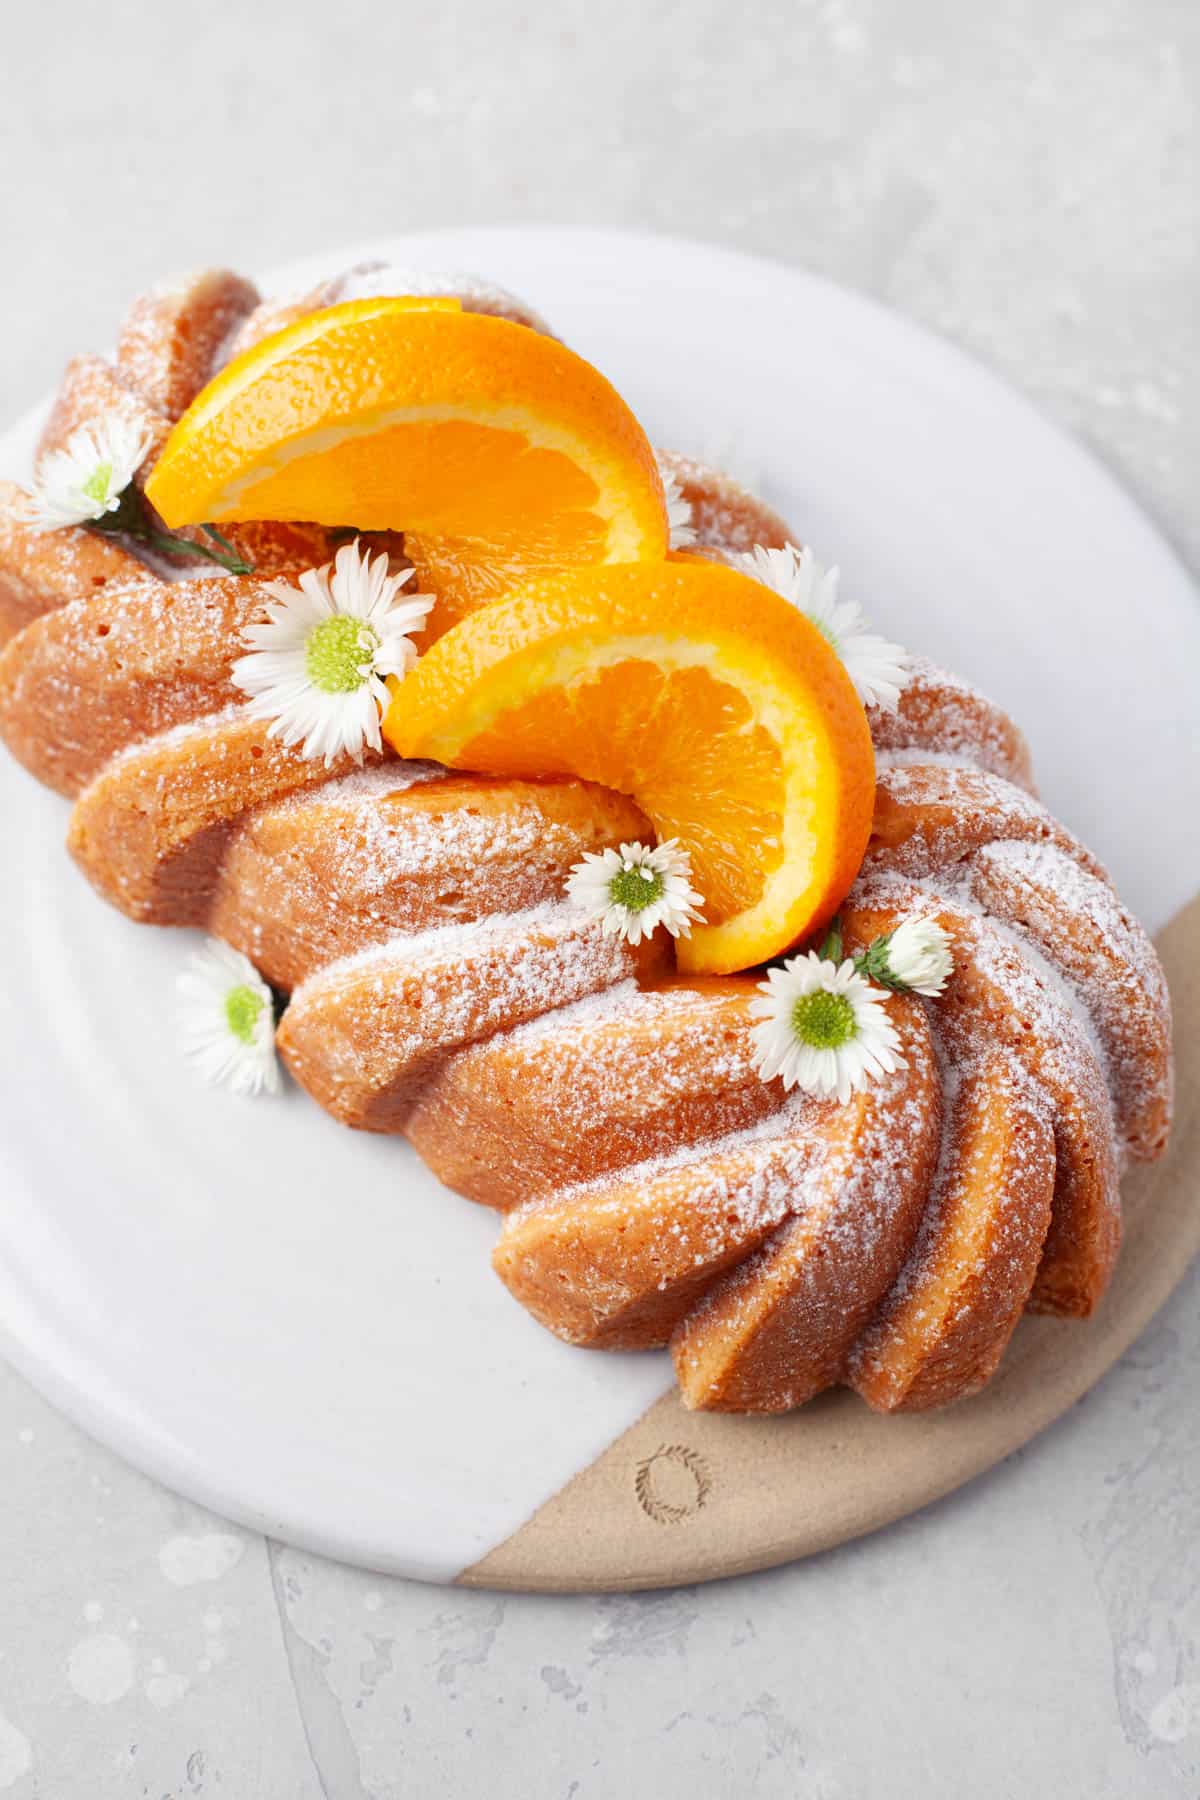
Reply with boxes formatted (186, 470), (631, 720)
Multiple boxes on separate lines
(461, 657), (783, 920)
(384, 560), (875, 975)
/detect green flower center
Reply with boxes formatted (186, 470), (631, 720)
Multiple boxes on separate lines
(305, 616), (380, 694)
(609, 865), (664, 913)
(791, 989), (856, 1050)
(224, 982), (265, 1046)
(81, 461), (113, 507)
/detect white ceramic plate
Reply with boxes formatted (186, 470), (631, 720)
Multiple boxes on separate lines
(1, 228), (1197, 1585)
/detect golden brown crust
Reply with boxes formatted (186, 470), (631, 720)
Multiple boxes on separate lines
(0, 481), (146, 645)
(213, 518), (363, 577)
(223, 266), (555, 364)
(0, 574), (268, 796)
(116, 269), (260, 421)
(869, 660), (1035, 792)
(868, 763), (1105, 882)
(222, 290), (330, 361)
(67, 711), (359, 925)
(278, 907), (670, 1134)
(408, 977), (782, 1210)
(212, 772), (649, 991)
(670, 1000), (941, 1410)
(966, 841), (1173, 1162)
(37, 353), (169, 471)
(655, 450), (797, 554)
(493, 1128), (809, 1352)
(843, 885), (1120, 1319)
(846, 1049), (1055, 1411)
(0, 553), (406, 799)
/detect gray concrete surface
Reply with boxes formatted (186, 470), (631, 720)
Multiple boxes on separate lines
(1, 2), (1197, 1794)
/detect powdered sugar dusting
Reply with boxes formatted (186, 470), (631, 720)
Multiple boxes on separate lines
(293, 899), (587, 999)
(331, 263), (555, 335)
(275, 758), (444, 812)
(847, 871), (1121, 1315)
(215, 262), (555, 367)
(848, 1044), (1055, 1408)
(0, 480), (148, 634)
(876, 748), (985, 774)
(99, 701), (251, 776)
(666, 1007), (942, 1408)
(4, 571), (279, 794)
(552, 1086), (821, 1204)
(535, 1013), (921, 1248)
(967, 839), (1172, 1158)
(653, 448), (796, 554)
(416, 978), (785, 1207)
(867, 658), (1035, 791)
(869, 762), (1103, 880)
(498, 1089), (827, 1346)
(212, 770), (646, 989)
(36, 352), (167, 475)
(115, 269), (259, 421)
(279, 901), (660, 1128)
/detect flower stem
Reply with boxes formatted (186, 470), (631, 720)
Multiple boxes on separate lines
(138, 529), (255, 575)
(817, 915), (843, 963)
(94, 485), (255, 575)
(199, 523), (247, 559)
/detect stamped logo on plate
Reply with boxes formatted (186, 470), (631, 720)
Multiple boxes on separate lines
(634, 1443), (714, 1525)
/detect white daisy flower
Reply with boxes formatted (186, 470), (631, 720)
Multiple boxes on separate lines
(750, 951), (904, 1103)
(736, 542), (911, 712)
(656, 455), (697, 550)
(566, 838), (706, 946)
(177, 939), (281, 1097)
(232, 540), (434, 765)
(30, 415), (152, 531)
(860, 916), (955, 996)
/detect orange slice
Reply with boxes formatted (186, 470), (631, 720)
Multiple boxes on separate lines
(144, 298), (668, 635)
(383, 561), (875, 974)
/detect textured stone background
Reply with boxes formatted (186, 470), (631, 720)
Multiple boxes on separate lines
(0, 1), (1197, 1794)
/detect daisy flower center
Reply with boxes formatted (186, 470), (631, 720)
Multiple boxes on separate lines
(305, 615), (381, 695)
(791, 988), (857, 1050)
(81, 461), (114, 507)
(609, 864), (664, 912)
(224, 981), (266, 1046)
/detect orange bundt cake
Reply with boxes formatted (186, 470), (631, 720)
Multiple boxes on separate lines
(0, 262), (1173, 1416)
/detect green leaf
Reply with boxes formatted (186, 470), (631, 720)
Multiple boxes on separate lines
(853, 930), (911, 992)
(817, 915), (843, 963)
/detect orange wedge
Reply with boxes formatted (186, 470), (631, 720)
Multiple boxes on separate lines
(144, 298), (668, 635)
(383, 561), (875, 974)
